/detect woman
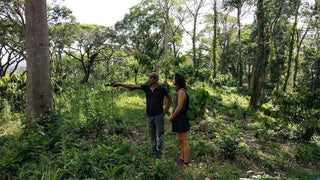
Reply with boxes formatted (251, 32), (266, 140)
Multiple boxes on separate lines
(167, 73), (190, 167)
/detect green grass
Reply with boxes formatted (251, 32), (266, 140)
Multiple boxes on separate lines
(0, 81), (319, 179)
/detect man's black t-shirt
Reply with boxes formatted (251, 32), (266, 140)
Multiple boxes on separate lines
(141, 84), (168, 116)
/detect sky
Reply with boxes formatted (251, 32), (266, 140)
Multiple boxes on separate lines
(48, 0), (140, 26)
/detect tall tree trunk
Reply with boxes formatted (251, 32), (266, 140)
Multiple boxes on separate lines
(283, 0), (300, 92)
(247, 60), (252, 89)
(81, 52), (98, 83)
(237, 5), (243, 86)
(134, 67), (138, 85)
(82, 70), (90, 84)
(192, 15), (197, 68)
(164, 0), (170, 80)
(293, 27), (308, 89)
(313, 32), (320, 90)
(25, 0), (53, 118)
(250, 0), (267, 110)
(186, 0), (204, 69)
(220, 14), (232, 75)
(262, 0), (284, 91)
(212, 0), (218, 79)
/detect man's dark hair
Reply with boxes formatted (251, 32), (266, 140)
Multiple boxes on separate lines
(174, 73), (187, 90)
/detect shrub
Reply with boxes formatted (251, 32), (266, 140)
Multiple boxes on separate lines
(187, 88), (210, 120)
(0, 73), (26, 112)
(272, 90), (320, 142)
(211, 74), (236, 87)
(217, 129), (240, 160)
(295, 143), (320, 164)
(218, 135), (239, 160)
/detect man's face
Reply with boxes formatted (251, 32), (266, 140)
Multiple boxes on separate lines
(149, 76), (157, 84)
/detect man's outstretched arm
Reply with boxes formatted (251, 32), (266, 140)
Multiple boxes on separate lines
(112, 82), (141, 90)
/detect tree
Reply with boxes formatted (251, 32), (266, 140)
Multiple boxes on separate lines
(201, 0), (221, 79)
(293, 1), (313, 89)
(163, 0), (170, 80)
(49, 22), (77, 78)
(48, 4), (76, 78)
(263, 0), (285, 88)
(169, 0), (188, 59)
(223, 0), (253, 86)
(0, 0), (26, 77)
(218, 12), (237, 75)
(115, 2), (165, 74)
(283, 0), (301, 92)
(266, 19), (290, 92)
(184, 0), (205, 68)
(299, 0), (320, 92)
(65, 24), (112, 83)
(250, 0), (267, 110)
(25, 0), (53, 118)
(241, 25), (255, 89)
(212, 0), (218, 79)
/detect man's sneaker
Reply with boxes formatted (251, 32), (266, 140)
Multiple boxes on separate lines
(155, 151), (163, 158)
(151, 150), (158, 156)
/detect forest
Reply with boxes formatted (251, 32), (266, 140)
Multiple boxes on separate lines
(0, 0), (319, 179)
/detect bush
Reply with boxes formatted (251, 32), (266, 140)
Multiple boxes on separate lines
(0, 73), (26, 112)
(0, 99), (11, 123)
(187, 88), (210, 120)
(272, 90), (320, 142)
(218, 136), (239, 160)
(211, 74), (236, 87)
(217, 129), (240, 160)
(295, 143), (320, 165)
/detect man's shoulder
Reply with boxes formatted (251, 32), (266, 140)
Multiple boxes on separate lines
(141, 84), (149, 90)
(158, 84), (165, 88)
(158, 85), (169, 93)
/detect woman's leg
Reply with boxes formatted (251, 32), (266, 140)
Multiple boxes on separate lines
(177, 133), (184, 160)
(177, 132), (190, 163)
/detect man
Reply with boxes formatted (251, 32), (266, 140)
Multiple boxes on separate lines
(113, 72), (172, 157)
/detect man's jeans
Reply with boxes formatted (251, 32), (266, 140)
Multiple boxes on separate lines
(148, 114), (164, 153)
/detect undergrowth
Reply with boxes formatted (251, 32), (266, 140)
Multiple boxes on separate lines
(0, 80), (319, 179)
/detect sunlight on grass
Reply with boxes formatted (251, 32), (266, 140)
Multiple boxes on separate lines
(219, 93), (249, 109)
(117, 93), (145, 108)
(206, 115), (215, 123)
(256, 150), (275, 166)
(280, 144), (296, 159)
(246, 121), (262, 130)
(116, 93), (145, 118)
(0, 118), (21, 137)
(0, 110), (23, 137)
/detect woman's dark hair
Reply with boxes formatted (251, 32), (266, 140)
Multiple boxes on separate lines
(173, 73), (187, 90)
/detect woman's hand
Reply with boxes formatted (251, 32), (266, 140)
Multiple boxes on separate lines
(166, 116), (173, 123)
